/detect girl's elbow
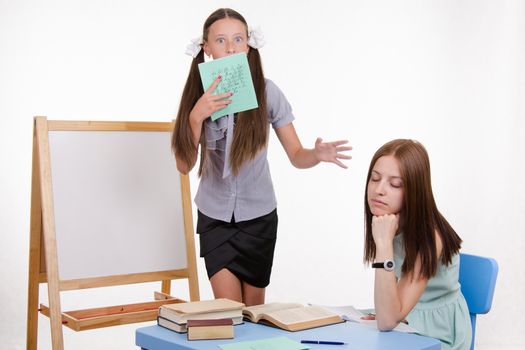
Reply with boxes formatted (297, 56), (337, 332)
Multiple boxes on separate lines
(377, 323), (396, 332)
(290, 159), (303, 169)
(287, 148), (308, 169)
(376, 317), (398, 332)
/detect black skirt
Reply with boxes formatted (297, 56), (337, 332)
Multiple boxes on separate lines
(196, 209), (278, 288)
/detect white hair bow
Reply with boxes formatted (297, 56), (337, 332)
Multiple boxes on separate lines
(248, 26), (265, 49)
(185, 36), (203, 58)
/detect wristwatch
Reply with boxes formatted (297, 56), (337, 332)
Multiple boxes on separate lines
(372, 260), (395, 272)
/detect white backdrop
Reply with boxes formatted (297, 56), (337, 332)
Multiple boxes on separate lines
(1, 1), (524, 349)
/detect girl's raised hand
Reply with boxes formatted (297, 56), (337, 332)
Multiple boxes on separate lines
(190, 75), (233, 123)
(314, 137), (353, 169)
(371, 214), (399, 247)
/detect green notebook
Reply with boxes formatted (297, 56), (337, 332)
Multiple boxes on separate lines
(219, 336), (309, 350)
(198, 52), (259, 121)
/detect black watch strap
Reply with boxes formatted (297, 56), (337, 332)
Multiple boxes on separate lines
(372, 260), (395, 271)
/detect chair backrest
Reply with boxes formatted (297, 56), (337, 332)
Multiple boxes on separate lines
(459, 253), (498, 350)
(459, 253), (498, 314)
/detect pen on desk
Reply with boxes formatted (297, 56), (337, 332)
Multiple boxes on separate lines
(300, 340), (346, 345)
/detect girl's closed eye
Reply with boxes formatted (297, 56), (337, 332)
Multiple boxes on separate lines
(391, 181), (403, 188)
(370, 175), (380, 182)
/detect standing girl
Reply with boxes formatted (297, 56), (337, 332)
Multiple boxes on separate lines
(363, 139), (471, 349)
(172, 8), (352, 306)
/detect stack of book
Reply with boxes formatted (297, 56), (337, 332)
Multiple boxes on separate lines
(157, 298), (244, 334)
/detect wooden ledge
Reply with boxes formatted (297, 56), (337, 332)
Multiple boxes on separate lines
(40, 296), (185, 331)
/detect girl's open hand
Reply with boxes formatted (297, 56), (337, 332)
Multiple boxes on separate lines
(361, 313), (376, 320)
(190, 75), (233, 123)
(314, 138), (352, 169)
(371, 214), (399, 247)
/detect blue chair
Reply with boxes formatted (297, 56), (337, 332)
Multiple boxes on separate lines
(459, 253), (498, 350)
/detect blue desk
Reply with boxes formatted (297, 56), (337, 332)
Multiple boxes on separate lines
(136, 322), (440, 350)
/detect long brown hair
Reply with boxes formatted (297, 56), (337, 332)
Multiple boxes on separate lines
(171, 8), (268, 176)
(363, 139), (462, 279)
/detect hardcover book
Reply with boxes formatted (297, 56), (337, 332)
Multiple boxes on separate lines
(187, 318), (234, 340)
(157, 315), (244, 333)
(158, 298), (244, 325)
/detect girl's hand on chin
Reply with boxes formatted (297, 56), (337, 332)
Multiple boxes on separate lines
(371, 214), (399, 246)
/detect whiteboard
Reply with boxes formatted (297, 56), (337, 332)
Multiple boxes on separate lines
(48, 130), (187, 280)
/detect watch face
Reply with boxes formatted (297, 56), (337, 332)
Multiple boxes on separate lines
(384, 260), (395, 271)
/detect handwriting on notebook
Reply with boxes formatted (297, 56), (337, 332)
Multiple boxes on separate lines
(198, 53), (258, 121)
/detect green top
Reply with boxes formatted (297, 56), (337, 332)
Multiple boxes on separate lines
(393, 233), (472, 350)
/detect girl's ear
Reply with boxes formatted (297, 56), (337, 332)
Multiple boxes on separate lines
(203, 41), (210, 57)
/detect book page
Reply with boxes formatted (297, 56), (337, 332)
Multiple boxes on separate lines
(164, 298), (244, 314)
(265, 306), (337, 325)
(311, 304), (364, 321)
(243, 303), (303, 322)
(312, 304), (418, 333)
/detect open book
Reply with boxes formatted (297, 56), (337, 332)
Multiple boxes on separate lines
(243, 302), (343, 332)
(312, 304), (418, 333)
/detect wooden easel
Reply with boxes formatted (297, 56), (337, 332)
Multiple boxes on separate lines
(26, 117), (200, 349)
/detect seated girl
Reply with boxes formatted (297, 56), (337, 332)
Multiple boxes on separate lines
(363, 139), (472, 350)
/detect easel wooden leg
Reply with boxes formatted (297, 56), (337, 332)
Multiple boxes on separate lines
(27, 257), (40, 350)
(26, 220), (42, 350)
(27, 127), (42, 350)
(180, 175), (200, 302)
(161, 280), (171, 295)
(47, 279), (64, 350)
(188, 275), (200, 302)
(36, 117), (65, 350)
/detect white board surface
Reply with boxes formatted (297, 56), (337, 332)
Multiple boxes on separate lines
(48, 130), (187, 280)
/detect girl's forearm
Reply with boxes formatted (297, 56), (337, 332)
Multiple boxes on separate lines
(374, 244), (402, 330)
(288, 148), (320, 169)
(189, 112), (204, 148)
(175, 114), (202, 174)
